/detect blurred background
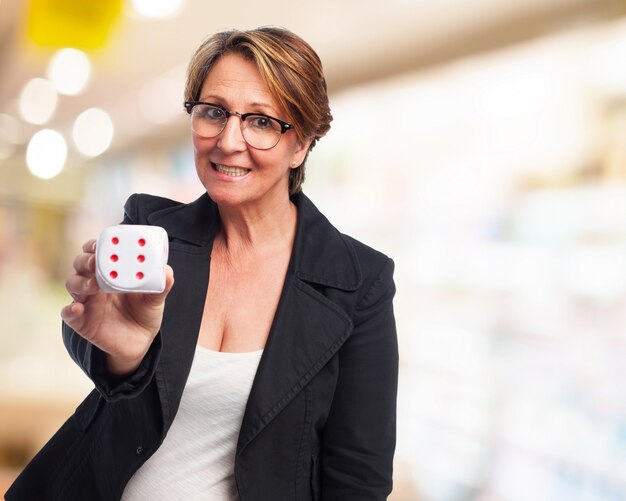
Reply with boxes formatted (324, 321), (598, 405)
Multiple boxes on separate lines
(2, 0), (626, 499)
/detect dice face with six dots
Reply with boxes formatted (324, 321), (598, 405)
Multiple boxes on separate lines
(95, 225), (169, 293)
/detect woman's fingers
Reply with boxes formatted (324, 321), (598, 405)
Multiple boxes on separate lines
(65, 240), (99, 309)
(82, 239), (96, 253)
(73, 251), (95, 275)
(60, 300), (85, 330)
(65, 274), (98, 303)
(72, 239), (96, 275)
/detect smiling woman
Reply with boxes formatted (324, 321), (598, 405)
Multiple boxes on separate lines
(184, 28), (333, 196)
(6, 26), (399, 501)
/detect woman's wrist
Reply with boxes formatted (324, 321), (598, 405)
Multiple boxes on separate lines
(104, 352), (145, 377)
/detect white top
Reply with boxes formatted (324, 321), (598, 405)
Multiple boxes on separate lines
(121, 345), (263, 501)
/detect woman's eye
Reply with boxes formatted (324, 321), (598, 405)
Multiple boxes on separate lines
(249, 116), (274, 130)
(203, 106), (225, 120)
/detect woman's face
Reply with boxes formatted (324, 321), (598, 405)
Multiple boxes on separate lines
(192, 52), (309, 210)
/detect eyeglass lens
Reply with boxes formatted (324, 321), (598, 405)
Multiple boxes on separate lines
(191, 104), (282, 150)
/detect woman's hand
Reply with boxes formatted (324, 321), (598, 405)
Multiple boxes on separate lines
(60, 239), (175, 376)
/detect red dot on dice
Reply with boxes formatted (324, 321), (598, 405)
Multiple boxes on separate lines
(110, 271), (118, 279)
(112, 237), (119, 245)
(110, 254), (118, 262)
(137, 255), (145, 263)
(136, 272), (144, 280)
(138, 238), (146, 247)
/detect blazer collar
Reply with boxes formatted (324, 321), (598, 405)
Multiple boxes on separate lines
(290, 192), (362, 291)
(146, 192), (219, 247)
(146, 191), (363, 291)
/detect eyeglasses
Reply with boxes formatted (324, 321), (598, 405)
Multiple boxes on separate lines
(184, 101), (293, 150)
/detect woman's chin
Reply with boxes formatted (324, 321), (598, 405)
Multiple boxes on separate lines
(205, 186), (245, 206)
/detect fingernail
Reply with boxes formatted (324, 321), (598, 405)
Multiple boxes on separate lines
(84, 278), (91, 290)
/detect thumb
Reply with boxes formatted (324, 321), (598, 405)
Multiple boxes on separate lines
(143, 265), (175, 307)
(162, 265), (175, 296)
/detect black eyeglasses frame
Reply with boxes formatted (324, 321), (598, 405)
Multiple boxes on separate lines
(183, 101), (293, 135)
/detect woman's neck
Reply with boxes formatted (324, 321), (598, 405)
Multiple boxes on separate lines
(215, 197), (298, 259)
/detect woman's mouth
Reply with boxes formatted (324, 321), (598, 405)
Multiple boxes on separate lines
(213, 163), (250, 177)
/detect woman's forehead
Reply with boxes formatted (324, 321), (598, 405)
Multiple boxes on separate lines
(200, 54), (277, 112)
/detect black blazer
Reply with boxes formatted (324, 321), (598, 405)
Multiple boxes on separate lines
(6, 191), (398, 501)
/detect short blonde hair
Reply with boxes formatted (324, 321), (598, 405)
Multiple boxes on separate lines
(185, 26), (332, 195)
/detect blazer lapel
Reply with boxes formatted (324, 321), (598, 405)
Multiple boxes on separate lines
(147, 194), (218, 427)
(237, 193), (363, 453)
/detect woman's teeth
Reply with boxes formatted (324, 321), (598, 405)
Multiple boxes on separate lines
(215, 164), (249, 177)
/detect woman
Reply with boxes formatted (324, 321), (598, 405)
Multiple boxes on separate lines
(6, 27), (398, 501)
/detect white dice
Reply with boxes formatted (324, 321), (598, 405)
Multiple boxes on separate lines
(95, 225), (169, 293)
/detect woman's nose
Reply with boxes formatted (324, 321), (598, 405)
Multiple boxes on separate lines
(216, 115), (247, 153)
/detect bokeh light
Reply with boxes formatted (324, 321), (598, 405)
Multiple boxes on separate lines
(72, 108), (114, 157)
(18, 78), (58, 125)
(26, 129), (67, 179)
(131, 0), (183, 19)
(47, 48), (92, 96)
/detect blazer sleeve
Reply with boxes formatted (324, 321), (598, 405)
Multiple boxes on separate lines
(321, 257), (399, 500)
(62, 194), (163, 402)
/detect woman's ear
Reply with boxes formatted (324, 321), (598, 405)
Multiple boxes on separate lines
(290, 138), (313, 168)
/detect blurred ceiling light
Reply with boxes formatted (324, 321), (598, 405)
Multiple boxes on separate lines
(72, 108), (114, 156)
(47, 48), (92, 95)
(18, 78), (58, 125)
(26, 129), (67, 179)
(131, 0), (183, 19)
